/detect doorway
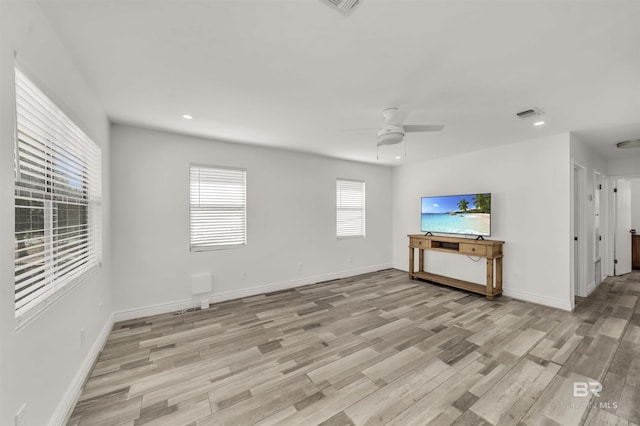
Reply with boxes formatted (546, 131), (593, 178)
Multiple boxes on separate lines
(614, 178), (638, 275)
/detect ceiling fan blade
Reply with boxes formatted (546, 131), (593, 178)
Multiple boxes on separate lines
(341, 128), (378, 133)
(403, 124), (444, 133)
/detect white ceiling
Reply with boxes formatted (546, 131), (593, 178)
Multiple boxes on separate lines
(37, 0), (640, 165)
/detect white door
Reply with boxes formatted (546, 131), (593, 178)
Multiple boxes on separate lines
(615, 179), (632, 275)
(573, 164), (586, 297)
(574, 166), (580, 294)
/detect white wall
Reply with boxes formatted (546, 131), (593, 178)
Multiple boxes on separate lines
(608, 155), (640, 177)
(111, 125), (392, 316)
(0, 1), (112, 425)
(570, 134), (609, 293)
(391, 133), (572, 310)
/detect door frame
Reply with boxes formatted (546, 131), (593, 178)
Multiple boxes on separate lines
(571, 162), (587, 302)
(593, 170), (604, 289)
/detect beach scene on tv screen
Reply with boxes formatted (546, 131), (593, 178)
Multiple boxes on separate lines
(421, 193), (491, 236)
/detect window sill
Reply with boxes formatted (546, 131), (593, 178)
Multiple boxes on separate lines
(190, 243), (246, 252)
(14, 264), (100, 332)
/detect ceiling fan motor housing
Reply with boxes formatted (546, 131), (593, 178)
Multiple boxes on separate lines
(377, 126), (404, 145)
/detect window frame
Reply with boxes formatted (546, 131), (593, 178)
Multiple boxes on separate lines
(189, 163), (247, 252)
(13, 67), (102, 327)
(336, 178), (366, 239)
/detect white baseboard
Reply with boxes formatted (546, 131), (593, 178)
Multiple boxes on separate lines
(394, 265), (572, 311)
(586, 280), (596, 296)
(113, 298), (198, 322)
(502, 287), (572, 311)
(49, 312), (114, 426)
(394, 265), (573, 311)
(113, 264), (393, 322)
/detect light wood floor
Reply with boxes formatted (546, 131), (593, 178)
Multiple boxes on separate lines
(68, 269), (640, 426)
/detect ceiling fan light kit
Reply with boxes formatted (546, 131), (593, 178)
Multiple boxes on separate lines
(377, 127), (404, 146)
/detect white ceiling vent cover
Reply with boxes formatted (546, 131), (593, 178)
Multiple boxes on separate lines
(515, 107), (544, 120)
(321, 0), (362, 15)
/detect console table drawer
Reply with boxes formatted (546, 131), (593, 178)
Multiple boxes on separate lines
(460, 243), (486, 256)
(409, 237), (427, 248)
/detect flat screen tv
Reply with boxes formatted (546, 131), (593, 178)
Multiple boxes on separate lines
(421, 193), (491, 237)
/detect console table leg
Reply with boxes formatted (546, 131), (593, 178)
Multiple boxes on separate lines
(408, 247), (414, 279)
(496, 257), (503, 295)
(486, 258), (494, 300)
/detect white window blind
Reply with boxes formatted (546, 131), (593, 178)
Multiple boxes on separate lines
(14, 68), (102, 320)
(190, 165), (246, 250)
(336, 179), (365, 238)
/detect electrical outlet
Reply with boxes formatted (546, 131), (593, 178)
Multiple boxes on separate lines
(80, 328), (85, 345)
(348, 256), (353, 264)
(297, 263), (303, 272)
(241, 272), (247, 280)
(15, 403), (26, 426)
(98, 302), (103, 319)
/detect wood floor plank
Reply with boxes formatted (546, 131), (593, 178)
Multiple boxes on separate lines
(521, 371), (593, 426)
(307, 347), (380, 385)
(361, 346), (424, 383)
(138, 393), (211, 426)
(583, 407), (630, 426)
(470, 358), (546, 424)
(494, 360), (560, 426)
(67, 269), (640, 426)
(200, 374), (318, 426)
(385, 360), (485, 426)
(344, 370), (438, 425)
(276, 376), (378, 426)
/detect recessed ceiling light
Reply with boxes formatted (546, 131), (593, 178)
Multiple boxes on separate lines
(616, 139), (640, 149)
(182, 114), (193, 120)
(534, 121), (545, 126)
(395, 156), (402, 160)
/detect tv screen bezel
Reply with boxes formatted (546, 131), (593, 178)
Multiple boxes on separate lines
(420, 193), (492, 237)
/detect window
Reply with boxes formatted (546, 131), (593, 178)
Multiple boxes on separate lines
(336, 179), (365, 238)
(190, 165), (246, 250)
(14, 68), (102, 321)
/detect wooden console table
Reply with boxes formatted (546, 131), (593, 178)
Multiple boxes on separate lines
(408, 234), (504, 300)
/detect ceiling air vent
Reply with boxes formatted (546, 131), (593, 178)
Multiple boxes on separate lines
(515, 107), (544, 120)
(320, 0), (362, 16)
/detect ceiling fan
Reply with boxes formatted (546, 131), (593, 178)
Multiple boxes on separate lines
(343, 108), (444, 158)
